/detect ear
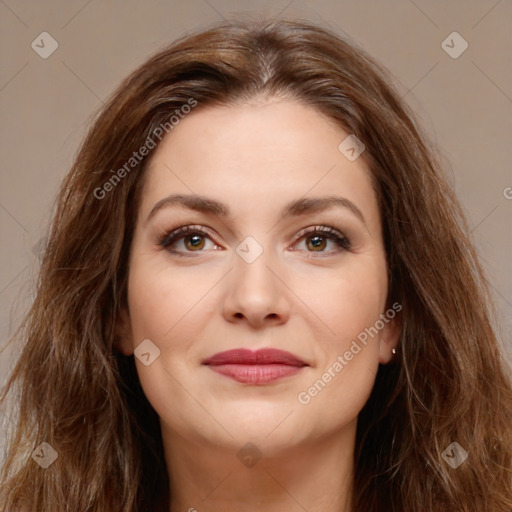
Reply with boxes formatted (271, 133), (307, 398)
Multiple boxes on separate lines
(113, 306), (134, 356)
(378, 307), (402, 364)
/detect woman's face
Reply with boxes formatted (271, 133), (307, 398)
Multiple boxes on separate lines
(118, 97), (399, 455)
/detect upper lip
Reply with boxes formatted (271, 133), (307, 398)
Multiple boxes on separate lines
(202, 348), (308, 367)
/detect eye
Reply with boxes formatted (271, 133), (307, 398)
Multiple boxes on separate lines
(293, 225), (351, 256)
(159, 225), (219, 256)
(159, 224), (351, 257)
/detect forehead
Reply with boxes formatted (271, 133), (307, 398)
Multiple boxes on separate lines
(139, 98), (380, 229)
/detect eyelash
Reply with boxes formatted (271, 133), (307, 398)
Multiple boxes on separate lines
(158, 224), (351, 257)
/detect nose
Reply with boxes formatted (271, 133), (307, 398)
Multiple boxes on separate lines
(222, 246), (291, 329)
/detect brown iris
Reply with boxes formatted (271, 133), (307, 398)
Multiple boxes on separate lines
(184, 234), (206, 251)
(306, 234), (327, 251)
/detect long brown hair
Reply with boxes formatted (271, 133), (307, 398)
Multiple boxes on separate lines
(1, 18), (511, 512)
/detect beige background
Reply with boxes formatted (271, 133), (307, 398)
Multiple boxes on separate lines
(1, 0), (511, 393)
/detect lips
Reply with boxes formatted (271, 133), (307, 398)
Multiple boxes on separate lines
(202, 348), (308, 385)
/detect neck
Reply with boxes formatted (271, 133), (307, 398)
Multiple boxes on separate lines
(163, 423), (356, 512)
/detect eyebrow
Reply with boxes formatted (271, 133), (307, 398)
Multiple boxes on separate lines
(146, 193), (366, 226)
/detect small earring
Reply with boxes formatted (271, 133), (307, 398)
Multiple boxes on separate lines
(392, 348), (396, 355)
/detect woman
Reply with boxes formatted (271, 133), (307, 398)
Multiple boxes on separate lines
(1, 18), (511, 512)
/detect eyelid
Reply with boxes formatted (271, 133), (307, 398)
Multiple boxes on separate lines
(159, 224), (351, 255)
(158, 224), (218, 252)
(294, 224), (346, 241)
(292, 225), (351, 253)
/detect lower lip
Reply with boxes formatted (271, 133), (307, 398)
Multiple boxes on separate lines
(206, 364), (304, 384)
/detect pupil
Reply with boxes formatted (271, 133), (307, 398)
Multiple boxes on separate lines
(309, 235), (325, 250)
(188, 234), (204, 249)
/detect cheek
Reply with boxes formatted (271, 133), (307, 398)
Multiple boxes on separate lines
(125, 259), (216, 433)
(293, 255), (387, 412)
(298, 254), (388, 340)
(126, 255), (216, 342)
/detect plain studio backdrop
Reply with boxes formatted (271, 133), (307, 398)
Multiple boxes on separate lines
(0, 0), (511, 457)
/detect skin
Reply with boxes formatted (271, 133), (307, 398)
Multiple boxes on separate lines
(116, 96), (400, 512)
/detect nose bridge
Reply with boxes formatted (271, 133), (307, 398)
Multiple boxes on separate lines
(232, 235), (277, 297)
(223, 234), (289, 325)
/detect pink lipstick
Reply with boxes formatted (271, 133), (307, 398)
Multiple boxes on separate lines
(202, 348), (308, 385)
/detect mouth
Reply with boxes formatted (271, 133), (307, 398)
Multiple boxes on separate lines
(202, 348), (309, 385)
